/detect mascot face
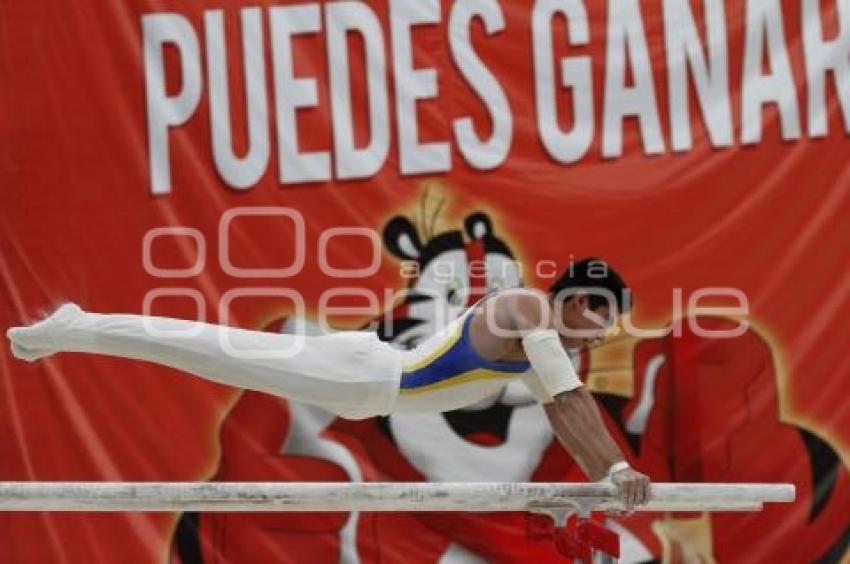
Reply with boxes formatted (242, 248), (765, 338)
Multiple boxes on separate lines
(377, 211), (521, 350)
(376, 211), (554, 482)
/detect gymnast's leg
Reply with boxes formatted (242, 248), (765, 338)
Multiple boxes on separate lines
(6, 304), (401, 418)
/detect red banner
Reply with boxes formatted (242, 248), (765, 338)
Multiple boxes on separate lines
(2, 0), (848, 562)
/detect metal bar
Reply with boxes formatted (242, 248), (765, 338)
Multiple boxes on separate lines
(0, 482), (795, 513)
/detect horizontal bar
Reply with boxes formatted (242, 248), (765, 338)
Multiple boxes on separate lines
(0, 482), (795, 513)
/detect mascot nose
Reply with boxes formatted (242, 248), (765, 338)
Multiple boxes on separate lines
(464, 239), (487, 306)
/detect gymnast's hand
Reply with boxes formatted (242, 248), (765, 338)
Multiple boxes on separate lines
(609, 466), (651, 512)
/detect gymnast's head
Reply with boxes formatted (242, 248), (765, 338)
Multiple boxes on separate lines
(548, 258), (630, 348)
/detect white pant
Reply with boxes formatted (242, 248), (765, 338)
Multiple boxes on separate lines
(7, 304), (403, 420)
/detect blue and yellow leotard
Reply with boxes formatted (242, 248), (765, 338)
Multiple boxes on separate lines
(394, 297), (531, 412)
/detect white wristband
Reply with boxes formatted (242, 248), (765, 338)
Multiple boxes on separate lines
(607, 461), (630, 478)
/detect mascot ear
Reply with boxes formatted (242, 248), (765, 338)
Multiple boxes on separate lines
(464, 212), (493, 241)
(383, 216), (422, 260)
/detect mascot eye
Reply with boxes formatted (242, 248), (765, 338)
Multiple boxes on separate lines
(400, 336), (420, 350)
(446, 278), (464, 306)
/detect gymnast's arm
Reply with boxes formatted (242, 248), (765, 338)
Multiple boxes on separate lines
(543, 390), (649, 508)
(505, 291), (650, 510)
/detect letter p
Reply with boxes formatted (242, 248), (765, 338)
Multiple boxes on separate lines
(142, 14), (202, 195)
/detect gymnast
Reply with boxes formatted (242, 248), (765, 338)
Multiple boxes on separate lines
(7, 258), (651, 509)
